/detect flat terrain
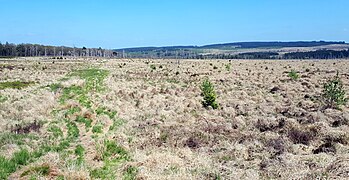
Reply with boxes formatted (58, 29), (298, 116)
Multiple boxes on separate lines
(0, 58), (349, 179)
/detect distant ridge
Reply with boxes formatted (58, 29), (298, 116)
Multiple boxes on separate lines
(116, 41), (346, 52)
(113, 41), (349, 59)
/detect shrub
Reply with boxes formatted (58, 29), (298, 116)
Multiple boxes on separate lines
(288, 69), (299, 80)
(225, 64), (231, 71)
(323, 72), (347, 109)
(150, 64), (156, 70)
(200, 79), (219, 109)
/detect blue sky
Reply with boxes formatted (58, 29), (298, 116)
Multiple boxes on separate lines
(0, 0), (348, 48)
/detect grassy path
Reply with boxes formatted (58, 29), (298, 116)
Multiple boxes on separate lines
(0, 68), (136, 179)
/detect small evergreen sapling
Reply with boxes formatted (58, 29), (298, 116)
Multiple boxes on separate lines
(201, 79), (219, 109)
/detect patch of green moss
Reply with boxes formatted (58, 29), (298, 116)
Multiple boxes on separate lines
(0, 81), (35, 90)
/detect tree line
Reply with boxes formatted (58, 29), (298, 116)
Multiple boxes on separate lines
(193, 50), (349, 60)
(0, 42), (116, 57)
(284, 49), (349, 59)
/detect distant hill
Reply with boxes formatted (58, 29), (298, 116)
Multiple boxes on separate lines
(116, 41), (346, 52)
(200, 41), (346, 49)
(114, 41), (348, 59)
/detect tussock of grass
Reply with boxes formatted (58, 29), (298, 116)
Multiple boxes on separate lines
(102, 140), (129, 161)
(48, 83), (63, 92)
(48, 125), (63, 137)
(75, 144), (85, 164)
(0, 133), (38, 147)
(123, 165), (138, 180)
(59, 69), (109, 108)
(92, 125), (103, 134)
(0, 149), (31, 179)
(109, 118), (125, 131)
(0, 95), (7, 103)
(91, 140), (131, 179)
(288, 69), (299, 80)
(59, 85), (85, 104)
(66, 121), (79, 140)
(20, 164), (50, 177)
(65, 106), (81, 116)
(76, 116), (92, 129)
(0, 81), (35, 90)
(70, 68), (109, 92)
(96, 106), (117, 119)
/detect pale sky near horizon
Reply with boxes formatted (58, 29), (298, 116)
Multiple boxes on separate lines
(0, 0), (348, 49)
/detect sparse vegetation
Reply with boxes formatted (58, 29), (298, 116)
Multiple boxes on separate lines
(288, 69), (299, 80)
(0, 59), (348, 179)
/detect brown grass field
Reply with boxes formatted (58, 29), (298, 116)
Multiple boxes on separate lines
(0, 58), (348, 179)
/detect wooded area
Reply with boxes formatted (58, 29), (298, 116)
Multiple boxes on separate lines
(0, 42), (116, 57)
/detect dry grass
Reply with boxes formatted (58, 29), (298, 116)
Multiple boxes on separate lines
(0, 58), (348, 179)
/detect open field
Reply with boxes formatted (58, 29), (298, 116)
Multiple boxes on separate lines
(0, 58), (349, 179)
